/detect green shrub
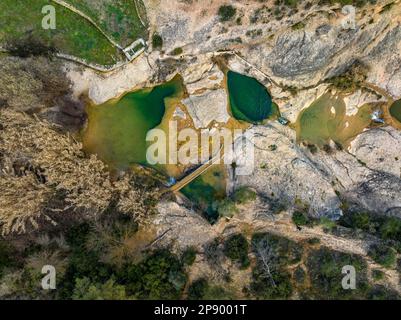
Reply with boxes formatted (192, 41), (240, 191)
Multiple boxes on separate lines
(223, 234), (250, 269)
(368, 244), (396, 269)
(218, 5), (237, 22)
(307, 237), (321, 245)
(379, 217), (401, 241)
(188, 278), (234, 300)
(152, 33), (163, 49)
(0, 241), (17, 278)
(121, 249), (187, 299)
(182, 247), (197, 266)
(319, 217), (337, 231)
(294, 266), (306, 284)
(292, 211), (310, 226)
(216, 199), (239, 218)
(188, 278), (208, 300)
(367, 285), (400, 300)
(170, 47), (183, 55)
(233, 187), (257, 204)
(72, 278), (129, 300)
(372, 269), (385, 281)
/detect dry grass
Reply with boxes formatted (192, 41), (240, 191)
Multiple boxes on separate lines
(0, 109), (159, 235)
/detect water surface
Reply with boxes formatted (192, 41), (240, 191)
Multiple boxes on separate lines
(227, 71), (276, 123)
(83, 76), (183, 169)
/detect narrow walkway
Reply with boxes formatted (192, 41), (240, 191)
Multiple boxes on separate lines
(168, 149), (223, 193)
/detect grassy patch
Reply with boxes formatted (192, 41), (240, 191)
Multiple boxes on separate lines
(65, 0), (148, 46)
(0, 0), (123, 65)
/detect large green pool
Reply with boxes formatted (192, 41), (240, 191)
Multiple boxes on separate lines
(227, 70), (275, 123)
(83, 76), (183, 169)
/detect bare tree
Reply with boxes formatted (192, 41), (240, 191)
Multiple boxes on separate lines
(254, 238), (278, 287)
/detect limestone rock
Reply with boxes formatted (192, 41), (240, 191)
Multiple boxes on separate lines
(182, 89), (230, 129)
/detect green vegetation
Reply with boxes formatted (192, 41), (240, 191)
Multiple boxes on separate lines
(223, 234), (250, 269)
(340, 212), (401, 243)
(215, 198), (239, 219)
(319, 0), (377, 7)
(327, 61), (368, 93)
(152, 33), (163, 50)
(72, 278), (129, 300)
(0, 241), (18, 278)
(0, 0), (123, 65)
(372, 269), (385, 281)
(120, 249), (187, 299)
(367, 244), (396, 269)
(182, 247), (197, 266)
(233, 187), (257, 204)
(227, 71), (275, 123)
(291, 21), (305, 30)
(171, 47), (183, 56)
(250, 233), (302, 299)
(188, 278), (234, 300)
(65, 0), (148, 46)
(367, 285), (399, 300)
(292, 211), (310, 227)
(307, 247), (369, 299)
(218, 5), (237, 22)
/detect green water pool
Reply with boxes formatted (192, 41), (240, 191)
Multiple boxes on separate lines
(390, 99), (401, 124)
(227, 70), (275, 123)
(181, 166), (226, 223)
(296, 92), (374, 147)
(83, 76), (183, 169)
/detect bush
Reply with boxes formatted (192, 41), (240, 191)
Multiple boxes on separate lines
(170, 47), (183, 56)
(340, 212), (401, 244)
(292, 211), (310, 226)
(367, 285), (400, 300)
(182, 247), (197, 266)
(294, 266), (306, 284)
(72, 278), (129, 300)
(188, 278), (208, 300)
(215, 199), (238, 219)
(218, 5), (237, 22)
(379, 217), (401, 241)
(367, 244), (396, 269)
(233, 187), (257, 204)
(121, 249), (187, 299)
(372, 269), (385, 281)
(223, 234), (250, 269)
(319, 217), (337, 231)
(152, 33), (163, 50)
(0, 241), (17, 278)
(306, 247), (369, 299)
(188, 278), (234, 300)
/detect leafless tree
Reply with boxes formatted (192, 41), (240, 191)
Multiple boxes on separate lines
(254, 238), (278, 287)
